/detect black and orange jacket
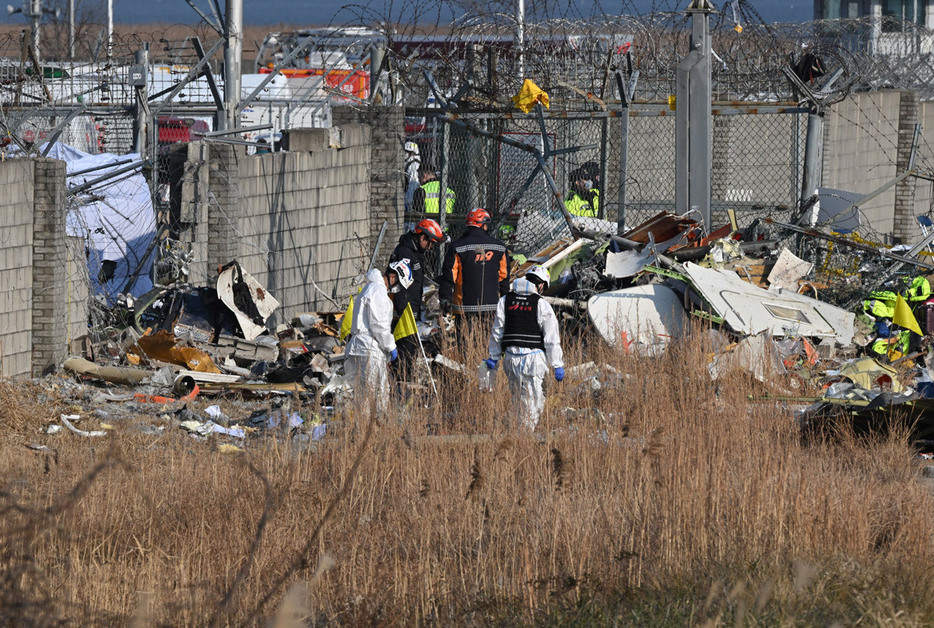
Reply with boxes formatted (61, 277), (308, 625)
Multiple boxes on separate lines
(438, 227), (510, 315)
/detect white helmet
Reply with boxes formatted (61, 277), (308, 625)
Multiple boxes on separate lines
(388, 259), (414, 289)
(525, 264), (550, 289)
(404, 141), (419, 155)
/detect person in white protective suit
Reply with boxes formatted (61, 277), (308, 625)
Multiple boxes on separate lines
(345, 269), (398, 414)
(485, 265), (565, 430)
(403, 141), (421, 212)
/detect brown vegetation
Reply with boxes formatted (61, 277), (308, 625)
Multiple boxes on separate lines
(0, 326), (932, 624)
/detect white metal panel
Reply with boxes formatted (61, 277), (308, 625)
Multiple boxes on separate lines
(682, 262), (854, 343)
(587, 283), (686, 355)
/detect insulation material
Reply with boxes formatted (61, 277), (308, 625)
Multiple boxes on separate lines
(132, 329), (221, 373)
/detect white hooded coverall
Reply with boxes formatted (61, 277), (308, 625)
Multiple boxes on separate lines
(345, 269), (397, 413)
(488, 277), (564, 430)
(404, 152), (421, 212)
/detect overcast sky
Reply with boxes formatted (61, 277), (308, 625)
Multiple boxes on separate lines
(0, 0), (813, 26)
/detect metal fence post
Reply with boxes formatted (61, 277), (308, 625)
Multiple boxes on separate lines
(616, 72), (631, 235)
(676, 2), (713, 227)
(599, 116), (608, 221)
(800, 112), (824, 227)
(438, 119), (450, 272)
(132, 47), (149, 155)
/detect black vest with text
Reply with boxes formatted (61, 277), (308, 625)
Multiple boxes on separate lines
(502, 292), (545, 350)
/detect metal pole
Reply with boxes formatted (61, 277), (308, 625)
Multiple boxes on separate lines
(223, 0), (243, 131)
(676, 2), (713, 228)
(68, 0), (74, 61)
(800, 112), (824, 226)
(437, 121), (450, 273)
(765, 218), (934, 271)
(616, 73), (630, 235)
(106, 0), (113, 64)
(29, 0), (40, 63)
(691, 2), (712, 228)
(133, 46), (149, 154)
(367, 221), (388, 272)
(369, 41), (383, 103)
(599, 116), (608, 220)
(516, 0), (525, 77)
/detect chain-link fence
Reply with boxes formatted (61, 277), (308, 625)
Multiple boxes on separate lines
(407, 106), (806, 256)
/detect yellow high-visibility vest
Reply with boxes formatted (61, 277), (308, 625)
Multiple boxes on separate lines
(421, 180), (455, 214)
(565, 190), (599, 216)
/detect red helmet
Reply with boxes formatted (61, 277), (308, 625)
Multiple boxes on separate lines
(466, 208), (492, 229)
(415, 218), (445, 243)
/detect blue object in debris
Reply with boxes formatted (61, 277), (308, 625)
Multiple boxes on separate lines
(311, 424), (327, 440)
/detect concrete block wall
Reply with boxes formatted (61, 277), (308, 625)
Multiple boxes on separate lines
(236, 127), (371, 325)
(822, 90), (902, 238)
(65, 235), (88, 346)
(331, 106), (405, 271)
(917, 101), (934, 231)
(0, 159), (35, 377)
(32, 158), (68, 375)
(0, 158), (86, 378)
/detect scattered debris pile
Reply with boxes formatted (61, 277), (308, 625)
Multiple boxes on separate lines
(55, 261), (359, 448)
(533, 209), (934, 447)
(42, 209), (934, 458)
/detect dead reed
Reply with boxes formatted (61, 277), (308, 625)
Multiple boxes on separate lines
(0, 327), (931, 625)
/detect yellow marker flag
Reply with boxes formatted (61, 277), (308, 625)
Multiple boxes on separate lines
(339, 296), (354, 342)
(393, 302), (418, 342)
(893, 294), (923, 336)
(512, 79), (550, 114)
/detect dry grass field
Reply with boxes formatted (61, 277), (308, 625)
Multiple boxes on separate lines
(0, 323), (932, 625)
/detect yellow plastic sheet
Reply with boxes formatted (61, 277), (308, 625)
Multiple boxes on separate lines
(512, 79), (549, 113)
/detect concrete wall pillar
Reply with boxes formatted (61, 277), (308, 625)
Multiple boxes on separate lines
(893, 90), (920, 245)
(207, 143), (243, 273)
(332, 105), (405, 270)
(169, 141), (212, 285)
(31, 158), (67, 375)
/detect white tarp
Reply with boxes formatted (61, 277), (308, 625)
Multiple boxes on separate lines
(49, 143), (157, 302)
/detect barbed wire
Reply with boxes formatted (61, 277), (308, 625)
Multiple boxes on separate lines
(384, 14), (934, 108)
(0, 6), (930, 110)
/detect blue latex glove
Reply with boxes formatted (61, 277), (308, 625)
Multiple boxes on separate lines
(390, 348), (399, 362)
(484, 358), (499, 370)
(554, 367), (565, 382)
